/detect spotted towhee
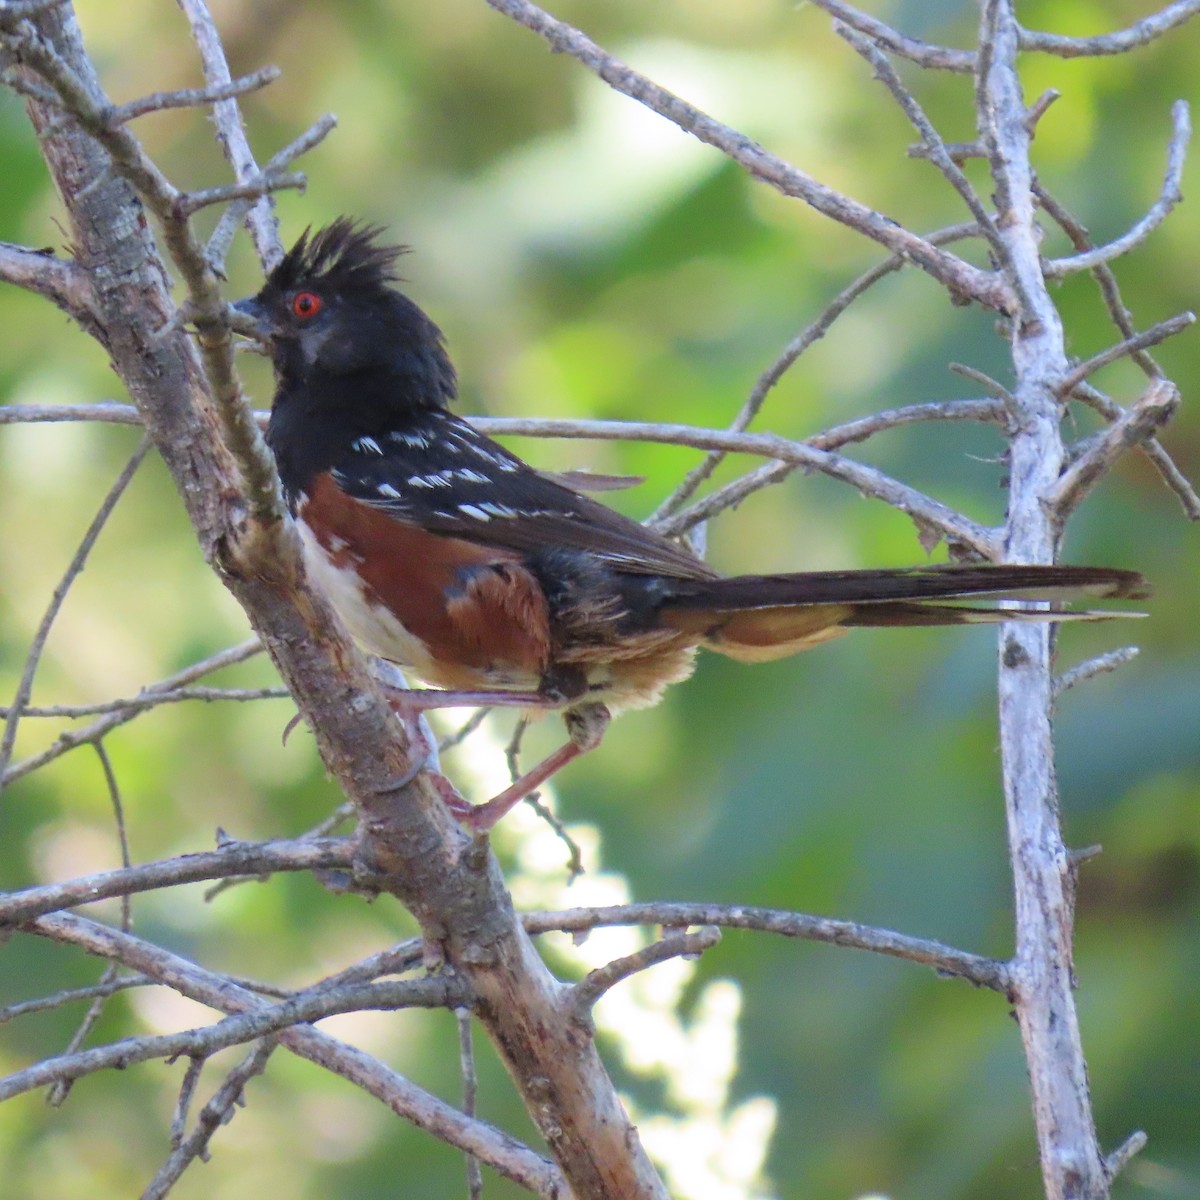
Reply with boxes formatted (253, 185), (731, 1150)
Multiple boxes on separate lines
(235, 220), (1145, 829)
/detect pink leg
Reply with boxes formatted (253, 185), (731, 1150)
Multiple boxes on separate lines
(457, 703), (611, 832)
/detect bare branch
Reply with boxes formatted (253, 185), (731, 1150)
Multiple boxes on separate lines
(836, 27), (1012, 273)
(1048, 380), (1180, 517)
(483, 0), (1011, 311)
(205, 113), (337, 272)
(0, 240), (96, 325)
(807, 0), (975, 71)
(143, 1040), (276, 1199)
(107, 66), (279, 125)
(0, 438), (150, 780)
(980, 0), (1113, 1191)
(1071, 382), (1200, 519)
(0, 400), (1001, 554)
(1034, 183), (1160, 376)
(43, 739), (137, 1107)
(1, 11), (283, 527)
(177, 0), (285, 268)
(455, 1010), (484, 1200)
(1044, 101), (1191, 279)
(570, 927), (721, 1027)
(173, 170), (306, 219)
(2, 685), (290, 719)
(653, 399), (1006, 538)
(168, 1056), (206, 1152)
(652, 221), (983, 521)
(1058, 312), (1196, 395)
(1052, 647), (1139, 701)
(0, 837), (354, 925)
(526, 902), (1010, 991)
(0, 401), (142, 425)
(1, 639), (264, 789)
(0, 975), (151, 1024)
(1103, 1130), (1149, 1181)
(479, 415), (1000, 556)
(0, 978), (467, 1103)
(1020, 2), (1200, 57)
(27, 914), (563, 1197)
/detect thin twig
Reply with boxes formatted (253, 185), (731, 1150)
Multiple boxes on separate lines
(168, 1056), (206, 1151)
(0, 975), (151, 1024)
(0, 241), (97, 327)
(2, 685), (290, 719)
(1052, 647), (1139, 701)
(806, 0), (975, 71)
(0, 402), (1002, 554)
(456, 1010), (484, 1200)
(836, 26), (1012, 280)
(177, 0), (285, 268)
(27, 913), (563, 1196)
(1, 639), (263, 789)
(45, 741), (137, 1106)
(0, 438), (150, 781)
(504, 720), (584, 879)
(484, 0), (1011, 311)
(437, 708), (492, 754)
(144, 1040), (276, 1198)
(1047, 380), (1180, 517)
(1044, 101), (1191, 279)
(526, 902), (1009, 991)
(1070, 382), (1200, 519)
(570, 927), (722, 1027)
(651, 221), (982, 521)
(1103, 1129), (1149, 1181)
(0, 401), (141, 425)
(1057, 313), (1195, 396)
(0, 837), (354, 926)
(205, 113), (337, 272)
(653, 399), (1007, 538)
(1034, 183), (1159, 376)
(173, 171), (306, 219)
(1020, 2), (1200, 57)
(0, 978), (467, 1103)
(107, 67), (279, 125)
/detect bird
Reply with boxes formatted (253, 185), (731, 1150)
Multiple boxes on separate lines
(234, 219), (1145, 830)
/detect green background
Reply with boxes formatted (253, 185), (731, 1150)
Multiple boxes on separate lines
(1, 1), (1197, 1197)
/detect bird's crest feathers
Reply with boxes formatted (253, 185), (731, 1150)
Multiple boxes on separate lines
(268, 219), (408, 298)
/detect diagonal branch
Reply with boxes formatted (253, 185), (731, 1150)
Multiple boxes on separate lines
(1, 639), (264, 789)
(652, 221), (983, 522)
(26, 913), (564, 1197)
(0, 438), (150, 780)
(484, 0), (1013, 311)
(1048, 380), (1180, 519)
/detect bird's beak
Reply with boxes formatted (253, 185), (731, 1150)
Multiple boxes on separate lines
(230, 295), (272, 344)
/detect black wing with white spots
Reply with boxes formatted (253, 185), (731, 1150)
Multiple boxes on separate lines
(331, 414), (715, 582)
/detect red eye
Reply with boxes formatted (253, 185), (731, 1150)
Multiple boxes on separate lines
(291, 291), (322, 318)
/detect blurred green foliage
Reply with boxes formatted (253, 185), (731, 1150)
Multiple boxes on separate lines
(1, 1), (1198, 1198)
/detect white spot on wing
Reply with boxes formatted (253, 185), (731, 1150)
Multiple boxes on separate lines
(389, 430), (432, 449)
(377, 482), (401, 499)
(354, 436), (383, 455)
(459, 503), (491, 521)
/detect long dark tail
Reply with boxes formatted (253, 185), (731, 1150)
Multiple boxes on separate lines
(659, 565), (1146, 663)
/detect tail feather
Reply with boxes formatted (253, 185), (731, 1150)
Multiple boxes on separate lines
(660, 565), (1146, 611)
(657, 564), (1147, 664)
